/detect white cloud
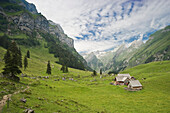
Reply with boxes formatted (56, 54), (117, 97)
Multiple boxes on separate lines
(26, 0), (170, 53)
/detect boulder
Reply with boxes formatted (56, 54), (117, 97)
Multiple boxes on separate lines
(20, 98), (27, 103)
(24, 108), (34, 113)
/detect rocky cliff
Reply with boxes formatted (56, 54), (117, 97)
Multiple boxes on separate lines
(49, 20), (74, 47)
(0, 0), (74, 48)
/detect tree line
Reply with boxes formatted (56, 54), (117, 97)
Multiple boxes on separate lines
(1, 40), (69, 81)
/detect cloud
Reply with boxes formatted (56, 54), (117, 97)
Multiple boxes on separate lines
(26, 0), (170, 53)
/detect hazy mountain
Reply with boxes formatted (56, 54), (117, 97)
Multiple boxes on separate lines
(103, 26), (169, 73)
(85, 52), (103, 71)
(128, 25), (170, 67)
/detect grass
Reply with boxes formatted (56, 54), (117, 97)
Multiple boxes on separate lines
(0, 43), (170, 112)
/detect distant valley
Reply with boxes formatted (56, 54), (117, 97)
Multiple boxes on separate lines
(83, 26), (170, 73)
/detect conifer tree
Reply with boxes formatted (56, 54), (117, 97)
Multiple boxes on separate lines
(66, 66), (68, 73)
(3, 41), (21, 81)
(24, 56), (28, 70)
(4, 49), (11, 64)
(46, 60), (51, 74)
(27, 50), (30, 58)
(100, 69), (102, 75)
(18, 48), (22, 68)
(93, 70), (97, 76)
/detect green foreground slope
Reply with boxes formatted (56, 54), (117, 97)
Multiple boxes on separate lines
(1, 44), (170, 113)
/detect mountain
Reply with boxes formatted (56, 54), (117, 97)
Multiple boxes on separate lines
(0, 0), (91, 71)
(85, 52), (103, 71)
(104, 26), (170, 73)
(128, 25), (170, 67)
(84, 26), (170, 73)
(102, 40), (143, 73)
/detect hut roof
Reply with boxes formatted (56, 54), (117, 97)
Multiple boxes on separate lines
(129, 80), (142, 87)
(118, 74), (131, 78)
(116, 76), (128, 82)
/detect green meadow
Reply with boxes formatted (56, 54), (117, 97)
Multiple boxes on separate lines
(0, 45), (170, 113)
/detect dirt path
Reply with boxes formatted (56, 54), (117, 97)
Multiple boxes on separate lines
(0, 86), (30, 112)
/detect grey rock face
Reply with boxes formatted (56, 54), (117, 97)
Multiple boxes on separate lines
(12, 13), (49, 32)
(34, 15), (49, 32)
(4, 0), (74, 48)
(20, 0), (38, 14)
(49, 20), (74, 48)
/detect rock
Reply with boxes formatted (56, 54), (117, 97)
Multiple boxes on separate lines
(24, 108), (34, 113)
(20, 98), (27, 103)
(21, 73), (27, 77)
(0, 91), (6, 94)
(69, 78), (74, 81)
(44, 76), (49, 79)
(62, 77), (66, 81)
(110, 82), (114, 85)
(54, 79), (59, 81)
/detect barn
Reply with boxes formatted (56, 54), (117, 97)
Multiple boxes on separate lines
(115, 76), (128, 85)
(117, 74), (131, 79)
(128, 80), (142, 90)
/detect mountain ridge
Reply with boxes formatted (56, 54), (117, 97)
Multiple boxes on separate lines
(83, 26), (170, 73)
(0, 0), (91, 71)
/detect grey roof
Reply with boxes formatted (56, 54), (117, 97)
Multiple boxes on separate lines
(116, 76), (128, 82)
(129, 80), (142, 87)
(118, 74), (131, 78)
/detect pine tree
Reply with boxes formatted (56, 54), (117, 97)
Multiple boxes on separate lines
(4, 49), (11, 64)
(66, 66), (68, 73)
(93, 70), (97, 76)
(46, 60), (51, 74)
(27, 50), (30, 58)
(3, 41), (22, 81)
(24, 56), (28, 70)
(100, 69), (102, 75)
(18, 48), (22, 68)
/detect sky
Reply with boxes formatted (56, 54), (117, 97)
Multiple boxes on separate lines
(26, 0), (170, 54)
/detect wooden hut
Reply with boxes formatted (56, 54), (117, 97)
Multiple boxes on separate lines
(115, 76), (128, 85)
(117, 74), (131, 79)
(128, 80), (142, 90)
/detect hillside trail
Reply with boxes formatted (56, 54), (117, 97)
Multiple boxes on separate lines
(0, 86), (30, 112)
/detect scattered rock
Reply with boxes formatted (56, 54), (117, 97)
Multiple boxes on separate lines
(21, 73), (28, 77)
(20, 98), (27, 103)
(54, 79), (60, 81)
(44, 76), (49, 79)
(0, 91), (6, 94)
(110, 82), (114, 85)
(69, 78), (74, 81)
(62, 77), (66, 81)
(37, 97), (43, 100)
(24, 108), (34, 113)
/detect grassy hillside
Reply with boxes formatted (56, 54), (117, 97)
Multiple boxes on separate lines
(1, 42), (170, 113)
(128, 26), (170, 67)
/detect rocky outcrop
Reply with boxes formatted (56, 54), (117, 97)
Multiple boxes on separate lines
(11, 12), (49, 32)
(34, 15), (49, 32)
(2, 0), (74, 47)
(49, 20), (74, 47)
(19, 0), (38, 14)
